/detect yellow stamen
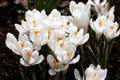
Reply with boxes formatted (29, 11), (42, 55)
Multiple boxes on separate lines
(66, 52), (71, 57)
(93, 73), (97, 78)
(26, 51), (31, 59)
(60, 43), (64, 48)
(110, 26), (115, 30)
(20, 42), (24, 48)
(48, 31), (51, 39)
(106, 15), (109, 19)
(74, 31), (78, 35)
(34, 31), (39, 35)
(99, 20), (102, 27)
(32, 20), (36, 27)
(57, 37), (62, 41)
(61, 24), (64, 27)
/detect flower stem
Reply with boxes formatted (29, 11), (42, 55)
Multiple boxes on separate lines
(30, 66), (36, 80)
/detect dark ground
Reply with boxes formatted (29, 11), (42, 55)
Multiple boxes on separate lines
(0, 0), (120, 80)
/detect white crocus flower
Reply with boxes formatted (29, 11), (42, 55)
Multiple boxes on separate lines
(47, 55), (68, 75)
(85, 64), (107, 80)
(15, 20), (29, 34)
(5, 33), (32, 55)
(92, 0), (107, 15)
(29, 27), (48, 50)
(105, 6), (115, 22)
(55, 39), (80, 65)
(69, 0), (92, 33)
(90, 16), (107, 39)
(103, 21), (120, 41)
(67, 23), (89, 46)
(25, 9), (47, 30)
(20, 48), (44, 66)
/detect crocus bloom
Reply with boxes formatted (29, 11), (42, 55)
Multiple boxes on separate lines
(47, 55), (68, 75)
(15, 20), (29, 34)
(5, 33), (32, 55)
(25, 9), (47, 30)
(85, 64), (107, 80)
(69, 0), (92, 33)
(90, 16), (107, 39)
(20, 48), (44, 66)
(55, 39), (80, 65)
(92, 0), (107, 15)
(74, 64), (107, 80)
(103, 21), (120, 41)
(67, 23), (89, 46)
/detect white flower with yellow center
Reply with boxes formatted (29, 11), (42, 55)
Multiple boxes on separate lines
(103, 21), (120, 41)
(25, 9), (47, 30)
(5, 33), (32, 55)
(69, 0), (92, 33)
(20, 48), (44, 66)
(47, 55), (68, 75)
(90, 16), (107, 39)
(74, 64), (107, 80)
(29, 27), (48, 50)
(55, 39), (80, 65)
(67, 23), (89, 46)
(85, 64), (107, 80)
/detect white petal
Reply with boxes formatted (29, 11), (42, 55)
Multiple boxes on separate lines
(20, 58), (29, 66)
(15, 24), (25, 34)
(69, 55), (80, 64)
(48, 69), (56, 75)
(80, 33), (89, 45)
(5, 33), (17, 49)
(69, 1), (76, 16)
(34, 55), (44, 64)
(74, 69), (81, 80)
(47, 55), (56, 68)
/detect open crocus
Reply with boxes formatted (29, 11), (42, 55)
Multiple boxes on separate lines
(74, 64), (107, 80)
(5, 33), (32, 55)
(103, 21), (120, 41)
(47, 55), (68, 75)
(54, 39), (80, 65)
(20, 48), (44, 66)
(85, 64), (107, 80)
(90, 16), (107, 39)
(25, 9), (47, 30)
(69, 0), (92, 33)
(67, 23), (89, 46)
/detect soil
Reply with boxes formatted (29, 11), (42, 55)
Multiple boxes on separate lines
(0, 0), (120, 80)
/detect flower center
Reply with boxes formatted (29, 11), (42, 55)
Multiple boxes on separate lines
(20, 42), (24, 48)
(61, 24), (64, 27)
(60, 43), (64, 48)
(99, 20), (103, 27)
(48, 31), (51, 40)
(26, 51), (31, 59)
(93, 73), (97, 78)
(34, 31), (39, 35)
(32, 20), (36, 27)
(110, 26), (115, 31)
(74, 31), (78, 35)
(66, 52), (71, 57)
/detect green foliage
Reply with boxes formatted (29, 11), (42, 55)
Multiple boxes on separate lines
(28, 0), (61, 14)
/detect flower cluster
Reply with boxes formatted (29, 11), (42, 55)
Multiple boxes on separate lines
(5, 0), (119, 79)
